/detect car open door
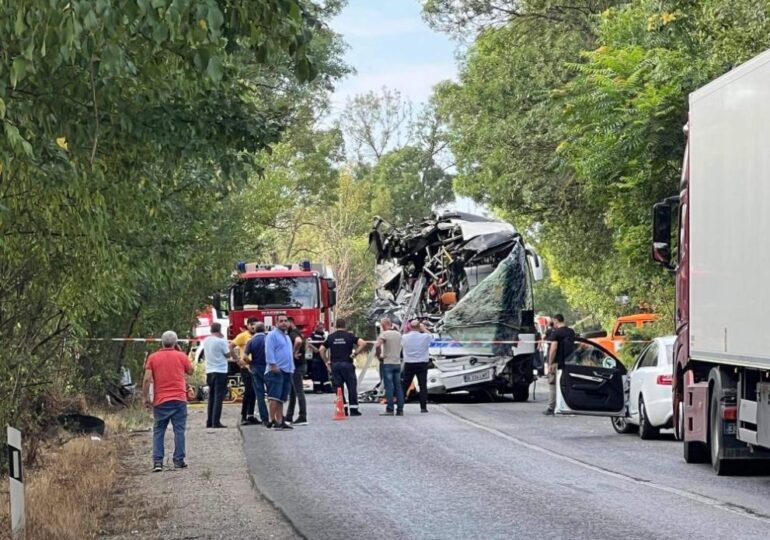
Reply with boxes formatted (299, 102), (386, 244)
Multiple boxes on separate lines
(555, 338), (628, 416)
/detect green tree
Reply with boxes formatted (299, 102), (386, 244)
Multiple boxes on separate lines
(429, 0), (770, 325)
(340, 89), (455, 224)
(0, 0), (346, 451)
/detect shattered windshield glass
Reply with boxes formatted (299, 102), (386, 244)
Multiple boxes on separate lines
(440, 243), (533, 355)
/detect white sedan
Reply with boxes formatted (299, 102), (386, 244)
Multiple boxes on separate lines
(610, 335), (675, 439)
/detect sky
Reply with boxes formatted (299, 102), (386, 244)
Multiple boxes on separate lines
(329, 1), (489, 216)
(329, 0), (458, 112)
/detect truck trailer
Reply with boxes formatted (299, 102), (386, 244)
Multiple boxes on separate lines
(652, 48), (770, 474)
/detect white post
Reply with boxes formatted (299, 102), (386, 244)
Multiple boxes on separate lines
(7, 426), (25, 540)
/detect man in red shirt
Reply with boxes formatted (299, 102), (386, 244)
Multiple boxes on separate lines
(143, 331), (194, 472)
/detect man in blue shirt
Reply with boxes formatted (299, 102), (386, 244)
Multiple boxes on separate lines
(244, 322), (269, 426)
(265, 315), (295, 430)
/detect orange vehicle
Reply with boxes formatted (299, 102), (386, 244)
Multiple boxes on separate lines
(587, 313), (658, 355)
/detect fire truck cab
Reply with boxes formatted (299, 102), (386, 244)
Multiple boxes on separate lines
(215, 261), (336, 341)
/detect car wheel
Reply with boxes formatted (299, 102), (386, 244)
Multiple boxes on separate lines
(611, 415), (638, 434)
(674, 394), (685, 441)
(638, 397), (659, 440)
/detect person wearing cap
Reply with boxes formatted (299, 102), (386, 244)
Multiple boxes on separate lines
(143, 331), (194, 472)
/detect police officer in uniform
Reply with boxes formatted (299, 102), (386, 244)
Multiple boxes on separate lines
(320, 319), (367, 416)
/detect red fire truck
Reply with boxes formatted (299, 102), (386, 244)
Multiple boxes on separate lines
(214, 260), (337, 340)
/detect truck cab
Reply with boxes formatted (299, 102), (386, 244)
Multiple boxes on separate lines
(220, 261), (336, 340)
(588, 313), (658, 355)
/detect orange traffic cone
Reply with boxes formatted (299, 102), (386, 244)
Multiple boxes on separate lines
(333, 387), (347, 421)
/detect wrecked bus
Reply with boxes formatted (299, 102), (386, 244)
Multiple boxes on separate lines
(368, 212), (543, 401)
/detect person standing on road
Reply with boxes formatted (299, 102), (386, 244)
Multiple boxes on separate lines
(244, 321), (270, 426)
(265, 315), (295, 430)
(401, 319), (433, 413)
(320, 319), (367, 416)
(308, 321), (332, 394)
(543, 314), (576, 416)
(143, 331), (194, 472)
(233, 317), (260, 425)
(375, 318), (404, 416)
(286, 317), (308, 426)
(203, 322), (236, 428)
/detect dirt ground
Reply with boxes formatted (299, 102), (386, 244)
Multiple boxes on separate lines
(99, 404), (300, 540)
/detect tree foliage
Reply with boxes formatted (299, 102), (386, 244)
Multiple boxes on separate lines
(431, 0), (770, 325)
(0, 0), (345, 451)
(340, 88), (454, 224)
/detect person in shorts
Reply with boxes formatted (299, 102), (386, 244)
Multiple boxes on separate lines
(265, 315), (295, 430)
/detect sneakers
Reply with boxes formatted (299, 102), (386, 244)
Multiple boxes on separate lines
(173, 461), (188, 469)
(420, 409), (429, 414)
(241, 416), (259, 425)
(396, 410), (404, 416)
(265, 420), (275, 429)
(349, 409), (362, 417)
(293, 417), (308, 426)
(542, 409), (555, 416)
(379, 411), (395, 416)
(152, 462), (162, 473)
(277, 422), (294, 430)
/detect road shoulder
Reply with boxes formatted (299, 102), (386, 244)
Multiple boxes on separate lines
(100, 404), (300, 540)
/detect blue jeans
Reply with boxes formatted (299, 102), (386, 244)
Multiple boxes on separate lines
(251, 366), (269, 422)
(153, 400), (187, 464)
(266, 370), (293, 402)
(382, 364), (404, 412)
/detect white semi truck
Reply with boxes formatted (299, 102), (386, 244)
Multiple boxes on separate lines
(651, 47), (770, 473)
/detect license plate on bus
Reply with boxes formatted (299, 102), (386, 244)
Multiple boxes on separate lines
(724, 422), (737, 436)
(464, 370), (491, 383)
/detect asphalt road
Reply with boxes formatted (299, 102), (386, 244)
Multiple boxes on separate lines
(241, 381), (770, 539)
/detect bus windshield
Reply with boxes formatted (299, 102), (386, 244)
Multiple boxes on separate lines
(238, 277), (319, 309)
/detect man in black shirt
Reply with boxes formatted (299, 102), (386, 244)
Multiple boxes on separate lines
(308, 322), (332, 394)
(320, 319), (367, 416)
(286, 317), (308, 425)
(544, 314), (576, 415)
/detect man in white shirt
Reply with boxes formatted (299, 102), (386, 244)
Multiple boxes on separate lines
(203, 322), (235, 428)
(400, 318), (433, 413)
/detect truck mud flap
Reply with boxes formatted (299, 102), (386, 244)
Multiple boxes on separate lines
(685, 381), (708, 443)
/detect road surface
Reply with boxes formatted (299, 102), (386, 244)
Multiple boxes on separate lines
(241, 382), (770, 539)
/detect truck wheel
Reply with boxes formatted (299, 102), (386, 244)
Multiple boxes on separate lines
(638, 397), (659, 440)
(511, 384), (529, 402)
(710, 385), (738, 475)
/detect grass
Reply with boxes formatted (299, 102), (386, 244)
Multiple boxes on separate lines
(0, 403), (152, 540)
(0, 436), (118, 540)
